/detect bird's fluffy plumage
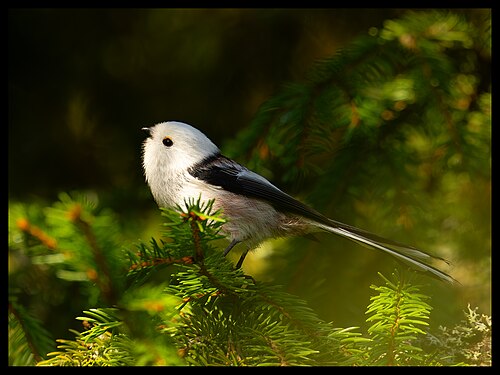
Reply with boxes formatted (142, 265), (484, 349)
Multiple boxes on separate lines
(142, 121), (455, 283)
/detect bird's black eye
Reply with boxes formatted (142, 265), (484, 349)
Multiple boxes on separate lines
(162, 137), (173, 147)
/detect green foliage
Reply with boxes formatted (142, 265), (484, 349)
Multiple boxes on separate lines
(227, 11), (490, 189)
(224, 10), (490, 240)
(365, 272), (432, 365)
(8, 194), (490, 366)
(223, 9), (490, 326)
(40, 309), (134, 366)
(8, 299), (54, 366)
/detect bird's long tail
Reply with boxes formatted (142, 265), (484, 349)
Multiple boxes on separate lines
(318, 219), (457, 284)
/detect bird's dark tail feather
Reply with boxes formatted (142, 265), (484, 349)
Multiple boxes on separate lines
(320, 219), (458, 284)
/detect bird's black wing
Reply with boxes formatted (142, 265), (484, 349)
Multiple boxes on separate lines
(188, 153), (329, 224)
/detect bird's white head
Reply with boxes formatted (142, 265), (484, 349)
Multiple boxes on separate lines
(142, 121), (220, 174)
(142, 121), (220, 207)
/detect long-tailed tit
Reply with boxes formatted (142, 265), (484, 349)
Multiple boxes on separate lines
(142, 121), (455, 283)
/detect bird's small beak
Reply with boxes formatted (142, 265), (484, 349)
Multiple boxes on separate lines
(142, 127), (152, 137)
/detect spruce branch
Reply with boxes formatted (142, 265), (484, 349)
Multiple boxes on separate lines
(365, 271), (432, 365)
(67, 203), (117, 305)
(224, 10), (490, 217)
(10, 193), (491, 366)
(8, 300), (54, 365)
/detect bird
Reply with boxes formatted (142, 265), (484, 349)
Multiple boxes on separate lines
(142, 121), (455, 283)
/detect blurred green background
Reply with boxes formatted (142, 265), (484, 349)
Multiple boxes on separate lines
(9, 8), (490, 340)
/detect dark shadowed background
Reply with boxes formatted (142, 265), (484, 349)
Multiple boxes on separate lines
(9, 9), (404, 203)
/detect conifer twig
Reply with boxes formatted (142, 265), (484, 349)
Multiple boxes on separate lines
(68, 203), (117, 305)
